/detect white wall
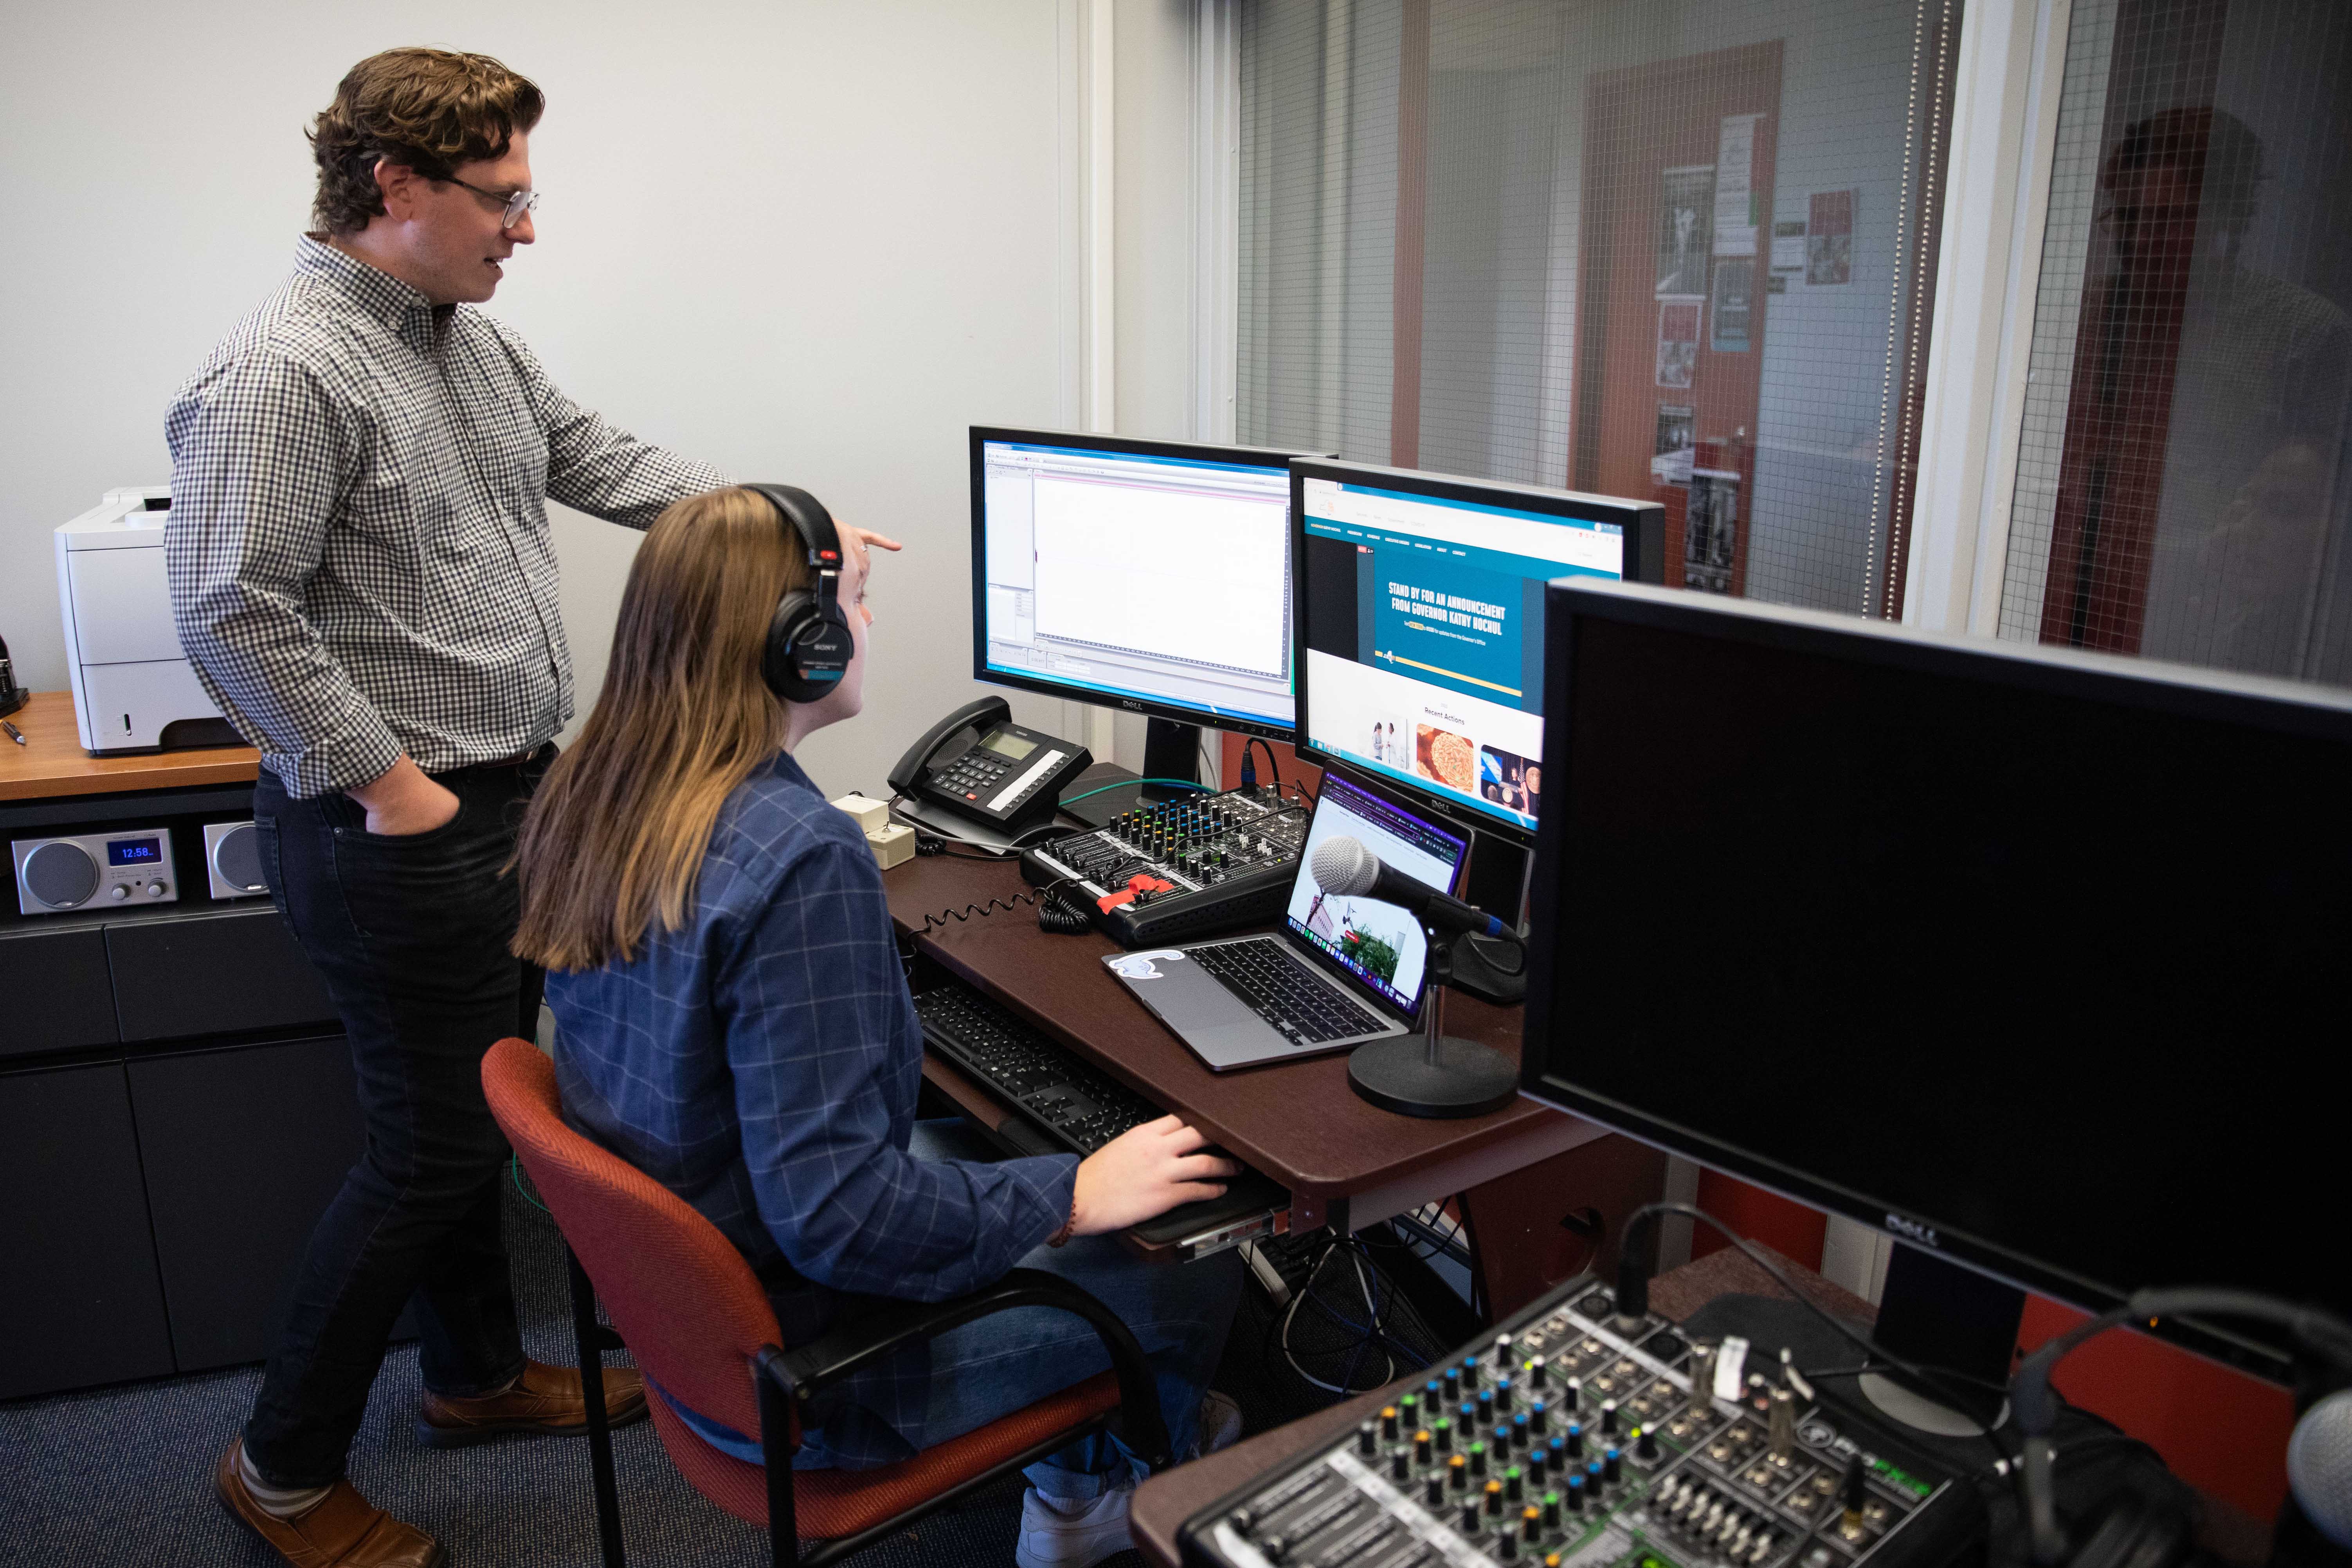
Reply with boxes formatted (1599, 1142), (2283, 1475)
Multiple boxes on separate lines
(0, 0), (1135, 798)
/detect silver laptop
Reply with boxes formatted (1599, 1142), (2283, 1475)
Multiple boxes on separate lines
(1104, 770), (1473, 1071)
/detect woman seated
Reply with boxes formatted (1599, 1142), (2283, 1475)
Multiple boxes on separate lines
(511, 487), (1246, 1568)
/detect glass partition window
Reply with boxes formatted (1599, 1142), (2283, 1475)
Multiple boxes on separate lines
(1238, 0), (1962, 620)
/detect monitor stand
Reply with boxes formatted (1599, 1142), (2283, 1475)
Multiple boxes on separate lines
(1056, 718), (1209, 828)
(1857, 1241), (2024, 1435)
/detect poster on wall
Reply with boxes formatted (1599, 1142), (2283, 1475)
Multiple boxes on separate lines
(1651, 405), (1695, 486)
(1771, 218), (1808, 275)
(1657, 166), (1714, 297)
(1656, 301), (1701, 388)
(1686, 468), (1741, 594)
(1713, 113), (1762, 259)
(1711, 259), (1754, 353)
(1808, 189), (1855, 285)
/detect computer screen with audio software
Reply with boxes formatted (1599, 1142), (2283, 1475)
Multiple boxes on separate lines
(1292, 461), (1659, 840)
(971, 429), (1307, 741)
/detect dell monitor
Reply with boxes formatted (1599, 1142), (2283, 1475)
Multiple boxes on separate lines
(1520, 578), (2351, 1408)
(1291, 459), (1661, 914)
(972, 428), (1318, 808)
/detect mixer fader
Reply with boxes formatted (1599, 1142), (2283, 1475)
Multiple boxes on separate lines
(1181, 1275), (1974, 1568)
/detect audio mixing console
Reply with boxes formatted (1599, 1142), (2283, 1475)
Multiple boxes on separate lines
(1181, 1274), (1976, 1568)
(1022, 787), (1311, 947)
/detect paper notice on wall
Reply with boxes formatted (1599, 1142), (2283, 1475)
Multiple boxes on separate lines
(1652, 404), (1695, 486)
(1656, 300), (1702, 388)
(1712, 113), (1761, 257)
(1809, 189), (1855, 285)
(1657, 166), (1714, 297)
(1771, 217), (1808, 273)
(1711, 259), (1754, 354)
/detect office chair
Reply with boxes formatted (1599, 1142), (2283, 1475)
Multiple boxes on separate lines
(480, 1037), (1170, 1568)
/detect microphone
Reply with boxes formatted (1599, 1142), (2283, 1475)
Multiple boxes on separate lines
(1309, 835), (1507, 939)
(2291, 1388), (2352, 1549)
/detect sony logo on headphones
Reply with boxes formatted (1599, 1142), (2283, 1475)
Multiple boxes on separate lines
(1883, 1213), (1940, 1248)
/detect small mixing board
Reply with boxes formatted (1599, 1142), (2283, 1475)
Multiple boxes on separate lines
(1181, 1274), (1975, 1568)
(1021, 787), (1311, 947)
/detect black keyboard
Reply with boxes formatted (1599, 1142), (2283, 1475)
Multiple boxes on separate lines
(1188, 937), (1386, 1045)
(913, 984), (1163, 1155)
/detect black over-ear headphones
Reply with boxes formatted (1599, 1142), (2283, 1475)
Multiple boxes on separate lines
(742, 483), (854, 704)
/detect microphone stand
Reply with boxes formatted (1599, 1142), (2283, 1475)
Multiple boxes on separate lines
(1345, 922), (1522, 1118)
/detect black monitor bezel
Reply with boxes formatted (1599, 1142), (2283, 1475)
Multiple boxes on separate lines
(1519, 577), (2352, 1381)
(969, 426), (1324, 743)
(1289, 457), (1664, 850)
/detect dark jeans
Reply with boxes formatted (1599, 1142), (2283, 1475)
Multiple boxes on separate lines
(241, 751), (552, 1488)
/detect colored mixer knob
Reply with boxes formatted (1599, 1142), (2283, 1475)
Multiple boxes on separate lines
(1425, 1474), (1445, 1507)
(1499, 1531), (1520, 1560)
(1443, 1366), (1461, 1400)
(1400, 1393), (1419, 1424)
(1528, 1446), (1548, 1486)
(1530, 1399), (1548, 1436)
(1392, 1448), (1410, 1482)
(1414, 1429), (1433, 1466)
(1506, 1465), (1524, 1503)
(1448, 1455), (1468, 1492)
(1434, 1419), (1453, 1454)
(1603, 1448), (1622, 1485)
(1485, 1480), (1506, 1518)
(1477, 1390), (1495, 1425)
(1464, 1355), (1482, 1389)
(1636, 1425), (1659, 1461)
(1565, 1474), (1587, 1513)
(1381, 1405), (1399, 1441)
(1599, 1399), (1619, 1436)
(1513, 1414), (1531, 1451)
(1543, 1491), (1562, 1530)
(1461, 1501), (1482, 1534)
(1565, 1422), (1584, 1458)
(1470, 1442), (1488, 1478)
(1496, 1377), (1515, 1415)
(1586, 1460), (1605, 1491)
(1523, 1505), (1543, 1543)
(1528, 1354), (1548, 1389)
(1356, 1420), (1377, 1456)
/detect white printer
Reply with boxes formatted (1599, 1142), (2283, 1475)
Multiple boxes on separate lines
(54, 486), (238, 754)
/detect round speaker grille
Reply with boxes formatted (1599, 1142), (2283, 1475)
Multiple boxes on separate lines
(23, 841), (99, 908)
(213, 823), (267, 892)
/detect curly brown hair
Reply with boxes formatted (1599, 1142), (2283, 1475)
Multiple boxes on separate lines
(308, 48), (544, 236)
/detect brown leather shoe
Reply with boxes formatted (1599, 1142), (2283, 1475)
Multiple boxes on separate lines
(215, 1444), (444, 1568)
(415, 1357), (648, 1447)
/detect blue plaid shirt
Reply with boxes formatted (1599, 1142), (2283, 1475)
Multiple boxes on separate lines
(545, 748), (1078, 1466)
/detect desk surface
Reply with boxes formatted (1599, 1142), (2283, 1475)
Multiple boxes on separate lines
(882, 849), (1601, 1232)
(0, 691), (259, 802)
(1130, 1244), (1872, 1566)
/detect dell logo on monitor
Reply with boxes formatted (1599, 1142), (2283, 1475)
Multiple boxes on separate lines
(1119, 698), (1145, 711)
(1884, 1213), (1941, 1248)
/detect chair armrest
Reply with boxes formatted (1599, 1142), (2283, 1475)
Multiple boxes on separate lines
(753, 1267), (1171, 1469)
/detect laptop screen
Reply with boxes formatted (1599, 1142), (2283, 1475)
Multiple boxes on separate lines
(1284, 770), (1472, 1016)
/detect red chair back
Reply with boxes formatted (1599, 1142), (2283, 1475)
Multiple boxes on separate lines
(481, 1037), (787, 1450)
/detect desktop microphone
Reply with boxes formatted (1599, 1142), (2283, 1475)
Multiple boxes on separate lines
(1309, 835), (1507, 939)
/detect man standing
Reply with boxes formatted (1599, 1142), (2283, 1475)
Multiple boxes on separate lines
(167, 49), (886, 1568)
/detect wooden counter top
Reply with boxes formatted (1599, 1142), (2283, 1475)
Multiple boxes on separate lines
(0, 691), (259, 802)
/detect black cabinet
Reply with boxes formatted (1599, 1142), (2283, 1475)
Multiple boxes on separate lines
(0, 1064), (175, 1399)
(107, 906), (336, 1042)
(0, 925), (117, 1059)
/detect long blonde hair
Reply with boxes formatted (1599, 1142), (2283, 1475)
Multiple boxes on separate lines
(512, 487), (811, 971)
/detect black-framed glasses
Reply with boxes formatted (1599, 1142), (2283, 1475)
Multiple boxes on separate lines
(440, 174), (539, 230)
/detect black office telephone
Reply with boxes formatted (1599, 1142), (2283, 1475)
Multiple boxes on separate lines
(887, 696), (1092, 835)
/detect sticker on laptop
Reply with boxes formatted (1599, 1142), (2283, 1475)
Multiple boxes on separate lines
(1105, 950), (1187, 981)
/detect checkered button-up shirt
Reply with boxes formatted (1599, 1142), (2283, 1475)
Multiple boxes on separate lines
(166, 237), (726, 798)
(546, 749), (1079, 1467)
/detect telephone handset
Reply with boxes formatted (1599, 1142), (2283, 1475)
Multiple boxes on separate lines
(887, 696), (1092, 834)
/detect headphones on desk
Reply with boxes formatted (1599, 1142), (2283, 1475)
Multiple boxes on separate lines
(742, 483), (855, 704)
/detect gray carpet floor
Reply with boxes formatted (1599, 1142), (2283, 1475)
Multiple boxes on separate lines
(0, 1154), (1449, 1568)
(0, 1179), (1089, 1568)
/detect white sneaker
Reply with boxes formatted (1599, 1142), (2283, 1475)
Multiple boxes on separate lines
(1197, 1390), (1244, 1456)
(1016, 1481), (1135, 1568)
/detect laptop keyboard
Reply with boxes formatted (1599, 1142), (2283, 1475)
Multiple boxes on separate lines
(913, 983), (1163, 1154)
(1188, 937), (1388, 1045)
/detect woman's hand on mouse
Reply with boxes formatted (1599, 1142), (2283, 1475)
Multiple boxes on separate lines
(1070, 1114), (1239, 1234)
